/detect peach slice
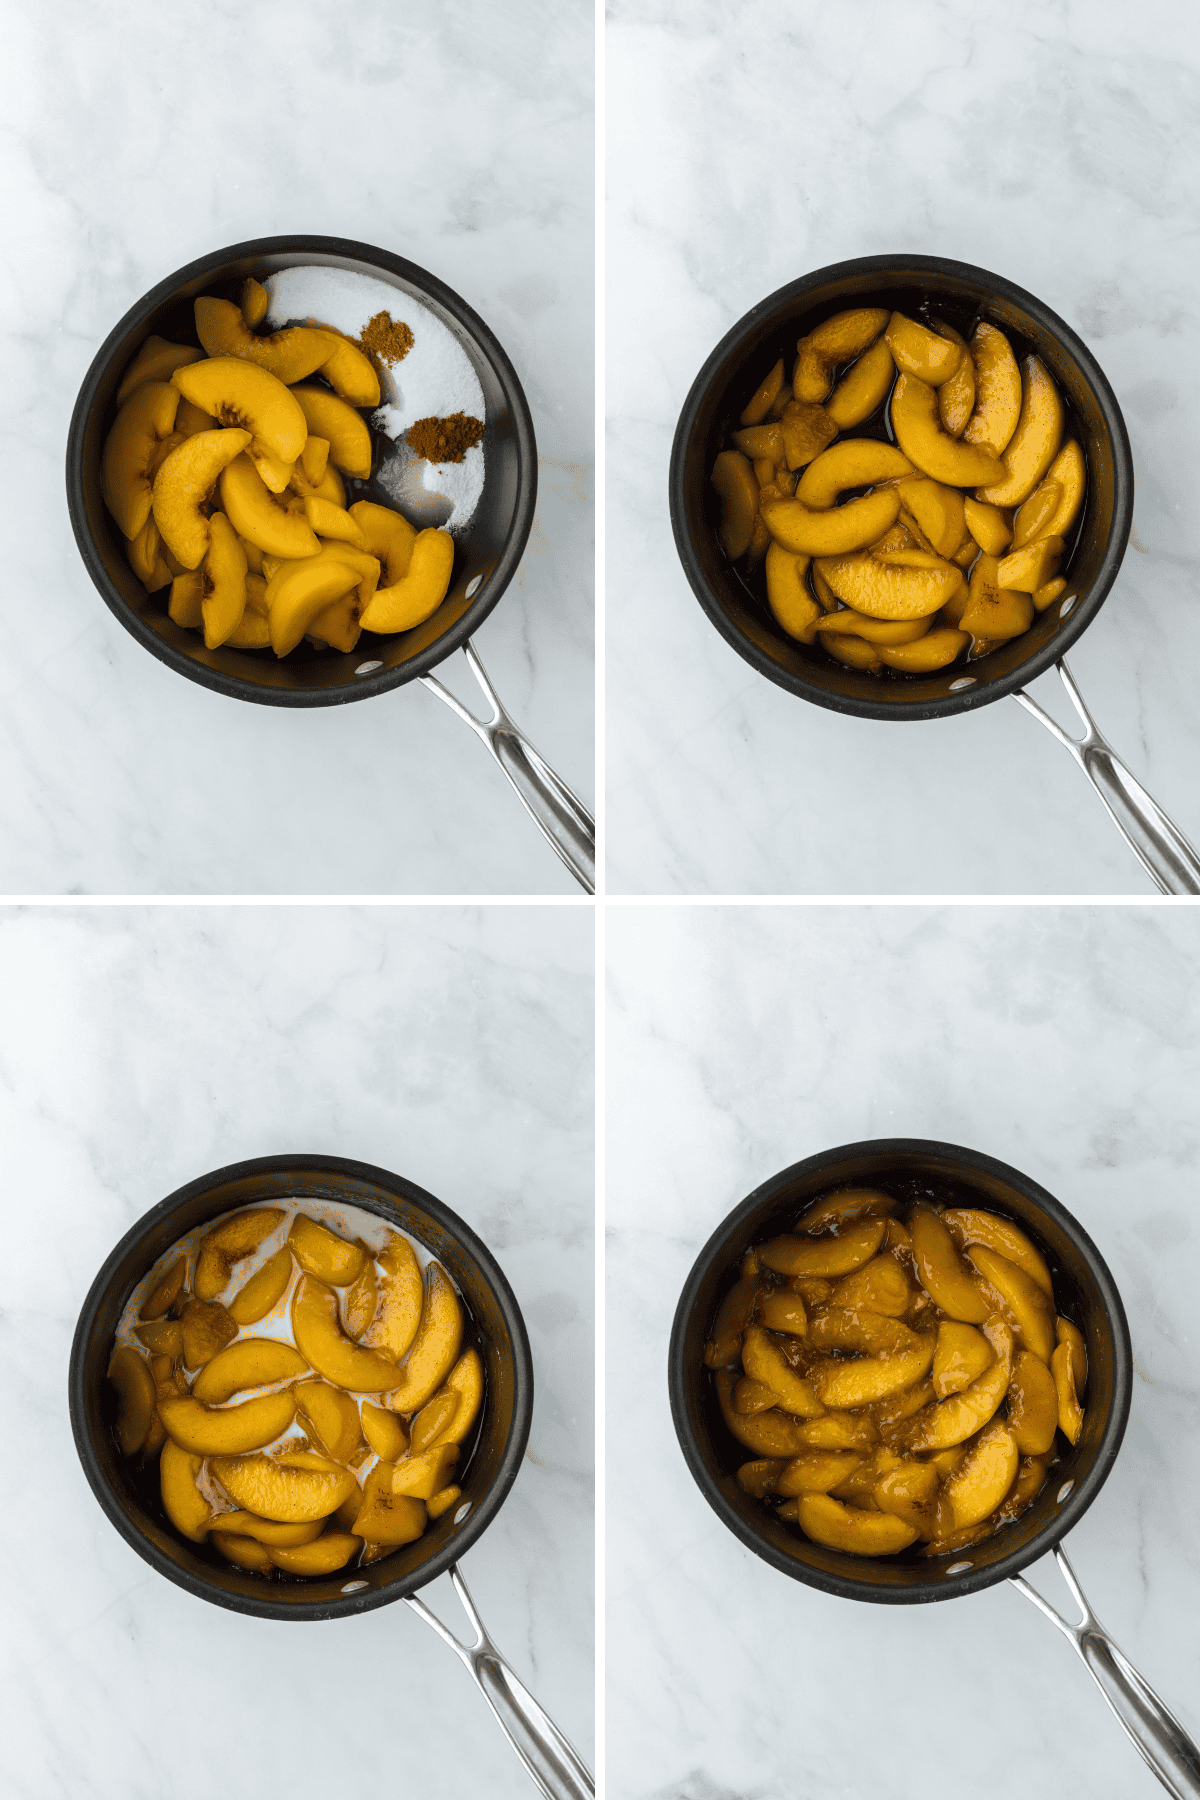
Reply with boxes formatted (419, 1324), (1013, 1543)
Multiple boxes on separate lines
(384, 1263), (464, 1413)
(957, 552), (1033, 640)
(307, 592), (363, 653)
(313, 330), (381, 407)
(977, 356), (1064, 507)
(140, 1254), (187, 1320)
(779, 401), (838, 471)
(731, 422), (783, 462)
(734, 1378), (777, 1415)
(794, 308), (889, 402)
(125, 518), (172, 592)
(421, 1348), (483, 1449)
(909, 1204), (990, 1322)
(966, 1245), (1056, 1361)
(1010, 478), (1063, 551)
(160, 1438), (213, 1541)
(240, 279), (269, 329)
(152, 428), (252, 569)
(807, 1309), (919, 1355)
(168, 572), (204, 628)
(800, 1189), (895, 1233)
(358, 528), (453, 634)
(962, 497), (1013, 556)
(302, 497), (367, 548)
(896, 477), (966, 559)
(343, 1259), (378, 1339)
(191, 1338), (308, 1405)
(214, 1531), (273, 1571)
(228, 1246), (294, 1326)
(269, 1532), (363, 1576)
(194, 296), (331, 385)
(962, 321), (1023, 456)
(353, 1467), (429, 1544)
(877, 627), (968, 673)
(741, 358), (785, 426)
(715, 1368), (815, 1456)
(248, 449), (295, 495)
(762, 488), (899, 558)
(704, 1254), (762, 1368)
(764, 543), (818, 643)
(1007, 1348), (1059, 1455)
(1039, 440), (1085, 540)
(102, 381), (183, 539)
(931, 1321), (993, 1398)
(175, 357), (307, 468)
(940, 1209), (1052, 1296)
(349, 501), (417, 586)
(117, 337), (203, 407)
(289, 458), (347, 509)
(758, 1218), (886, 1278)
(135, 1319), (183, 1358)
(711, 449), (758, 559)
(830, 1254), (911, 1318)
(218, 454), (321, 560)
(875, 1465), (950, 1541)
(812, 554), (960, 621)
(159, 1390), (296, 1455)
(1052, 1316), (1087, 1443)
(795, 1413), (878, 1451)
(389, 1443), (460, 1501)
(998, 1454), (1050, 1522)
(795, 1493), (918, 1556)
(361, 1400), (409, 1462)
(175, 397), (217, 439)
(935, 323), (975, 436)
(796, 441), (913, 509)
(300, 436), (330, 485)
(359, 1233), (425, 1362)
(884, 313), (962, 385)
(825, 336), (895, 430)
(409, 1391), (460, 1453)
(816, 1338), (935, 1408)
(905, 1318), (1013, 1450)
(212, 1511), (323, 1547)
(209, 1451), (356, 1522)
(775, 1451), (863, 1496)
(755, 1290), (809, 1335)
(290, 383), (372, 479)
(198, 512), (248, 650)
(996, 537), (1064, 595)
(287, 1215), (367, 1286)
(1034, 577), (1068, 613)
(291, 1276), (399, 1391)
(891, 373), (1006, 488)
(180, 1298), (237, 1367)
(108, 1347), (157, 1455)
(195, 1207), (285, 1301)
(945, 1419), (1019, 1530)
(294, 1379), (363, 1463)
(266, 556), (362, 658)
(741, 1326), (825, 1418)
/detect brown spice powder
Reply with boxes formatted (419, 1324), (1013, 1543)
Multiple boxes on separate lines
(357, 310), (414, 366)
(406, 412), (485, 465)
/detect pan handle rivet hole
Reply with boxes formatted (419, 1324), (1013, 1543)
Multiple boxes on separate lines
(946, 1559), (973, 1574)
(354, 660), (383, 677)
(454, 1501), (472, 1524)
(1057, 1480), (1075, 1503)
(465, 576), (482, 599)
(341, 1579), (369, 1594)
(949, 677), (976, 692)
(1059, 595), (1078, 619)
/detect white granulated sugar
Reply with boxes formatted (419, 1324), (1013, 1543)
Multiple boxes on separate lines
(264, 265), (486, 532)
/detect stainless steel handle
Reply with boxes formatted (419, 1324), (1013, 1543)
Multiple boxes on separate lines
(1012, 658), (1200, 894)
(405, 1563), (595, 1800)
(1011, 1544), (1200, 1799)
(421, 641), (596, 894)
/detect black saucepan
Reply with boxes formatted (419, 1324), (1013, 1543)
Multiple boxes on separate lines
(669, 256), (1199, 893)
(69, 1153), (592, 1799)
(669, 1139), (1200, 1798)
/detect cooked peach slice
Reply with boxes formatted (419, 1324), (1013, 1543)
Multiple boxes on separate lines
(361, 1400), (409, 1462)
(941, 1209), (1053, 1295)
(816, 1337), (934, 1408)
(194, 296), (331, 384)
(931, 1321), (993, 1398)
(342, 1259), (378, 1339)
(763, 543), (818, 642)
(905, 1318), (1013, 1450)
(269, 1531), (362, 1576)
(891, 373), (1006, 488)
(389, 1443), (460, 1501)
(195, 1208), (285, 1301)
(1034, 577), (1068, 613)
(997, 537), (1064, 595)
(935, 323), (975, 436)
(175, 357), (307, 470)
(873, 1378), (936, 1442)
(758, 1219), (886, 1279)
(140, 1254), (187, 1320)
(998, 1454), (1051, 1521)
(228, 1246), (293, 1326)
(292, 1275), (399, 1391)
(800, 1189), (895, 1232)
(159, 1390), (295, 1456)
(287, 1214), (367, 1286)
(775, 1451), (863, 1496)
(945, 1419), (1019, 1529)
(962, 321), (1022, 456)
(740, 1326), (824, 1418)
(734, 1378), (777, 1415)
(348, 501), (417, 587)
(875, 1465), (950, 1541)
(909, 1204), (990, 1322)
(102, 381), (183, 540)
(978, 356), (1064, 506)
(779, 401), (838, 471)
(761, 489), (899, 558)
(1052, 1316), (1087, 1443)
(313, 330), (381, 407)
(294, 1379), (362, 1462)
(796, 1493), (918, 1556)
(422, 1348), (483, 1448)
(1036, 439), (1085, 540)
(825, 336), (895, 429)
(704, 1255), (762, 1368)
(830, 1254), (911, 1318)
(384, 1263), (464, 1413)
(796, 441), (913, 509)
(358, 528), (453, 634)
(807, 1309), (918, 1356)
(796, 1413), (878, 1451)
(877, 627), (967, 673)
(151, 428), (252, 568)
(966, 1245), (1056, 1361)
(1007, 1348), (1059, 1455)
(180, 1298), (237, 1367)
(409, 1391), (459, 1454)
(192, 1339), (308, 1405)
(741, 359), (785, 426)
(107, 1347), (157, 1455)
(290, 384), (372, 479)
(793, 308), (889, 402)
(218, 453), (321, 560)
(135, 1319), (183, 1358)
(302, 497), (367, 548)
(739, 1456), (785, 1497)
(213, 1511), (323, 1547)
(715, 1368), (816, 1455)
(210, 1450), (356, 1522)
(896, 477), (965, 558)
(710, 450), (758, 559)
(1010, 478), (1063, 551)
(160, 1438), (213, 1541)
(117, 337), (203, 407)
(731, 422), (783, 462)
(214, 1531), (274, 1570)
(957, 552), (1034, 640)
(884, 313), (963, 386)
(755, 1289), (809, 1335)
(353, 1467), (429, 1544)
(813, 553), (960, 621)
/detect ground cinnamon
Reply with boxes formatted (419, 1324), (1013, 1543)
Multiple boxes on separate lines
(406, 412), (485, 464)
(356, 310), (414, 366)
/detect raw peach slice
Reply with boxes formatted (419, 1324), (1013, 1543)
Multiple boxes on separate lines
(935, 323), (975, 436)
(905, 1318), (1013, 1450)
(795, 1493), (918, 1555)
(312, 330), (380, 407)
(884, 313), (963, 386)
(931, 1321), (993, 1398)
(811, 554), (960, 621)
(384, 1263), (464, 1413)
(361, 1400), (409, 1462)
(741, 1326), (825, 1418)
(209, 1450), (356, 1522)
(169, 571), (204, 628)
(198, 512), (248, 650)
(816, 1338), (935, 1408)
(966, 1245), (1056, 1361)
(218, 454), (321, 560)
(151, 428), (252, 569)
(357, 528), (453, 634)
(796, 441), (913, 508)
(348, 501), (417, 586)
(159, 1390), (296, 1455)
(762, 488), (899, 558)
(292, 1275), (399, 1391)
(714, 1368), (815, 1456)
(229, 1246), (294, 1326)
(140, 1254), (187, 1320)
(830, 1255), (910, 1318)
(160, 1437), (213, 1541)
(102, 381), (183, 539)
(191, 1338), (308, 1404)
(306, 591), (363, 653)
(213, 1511), (323, 1547)
(300, 435), (330, 485)
(963, 321), (1022, 456)
(825, 336), (895, 430)
(996, 537), (1064, 595)
(108, 1347), (157, 1455)
(353, 1467), (429, 1544)
(240, 279), (269, 329)
(175, 357), (307, 468)
(287, 1215), (367, 1286)
(977, 355), (1064, 507)
(265, 556), (361, 658)
(294, 1379), (362, 1463)
(248, 449), (295, 495)
(793, 308), (889, 402)
(288, 458), (347, 509)
(194, 296), (331, 385)
(945, 1419), (1019, 1529)
(877, 627), (967, 672)
(763, 543), (818, 642)
(958, 553), (1033, 640)
(195, 1207), (286, 1301)
(909, 1204), (990, 1322)
(741, 359), (785, 426)
(302, 497), (367, 548)
(758, 1218), (886, 1278)
(891, 373), (1006, 488)
(125, 518), (172, 592)
(290, 384), (372, 479)
(117, 337), (203, 407)
(1008, 1348), (1059, 1454)
(269, 1531), (363, 1576)
(940, 1209), (1052, 1296)
(175, 397), (216, 439)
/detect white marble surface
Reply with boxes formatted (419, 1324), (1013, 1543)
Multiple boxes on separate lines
(0, 905), (593, 1797)
(606, 0), (1200, 894)
(606, 904), (1200, 1798)
(6, 0), (592, 894)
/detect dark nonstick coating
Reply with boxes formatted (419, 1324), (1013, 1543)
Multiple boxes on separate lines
(669, 255), (1133, 721)
(66, 237), (537, 709)
(69, 1154), (534, 1621)
(668, 1139), (1131, 1605)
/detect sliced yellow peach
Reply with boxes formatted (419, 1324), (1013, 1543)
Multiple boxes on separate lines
(966, 1245), (1056, 1361)
(140, 1254), (187, 1320)
(353, 1466), (429, 1544)
(358, 528), (453, 634)
(348, 501), (417, 587)
(741, 358), (785, 426)
(125, 517), (171, 591)
(159, 1389), (295, 1456)
(891, 373), (1006, 488)
(758, 1219), (887, 1279)
(762, 488), (899, 558)
(935, 323), (975, 436)
(361, 1400), (409, 1462)
(420, 1348), (483, 1449)
(167, 572), (202, 628)
(226, 603), (269, 650)
(740, 1326), (824, 1418)
(151, 428), (252, 569)
(958, 552), (1034, 640)
(705, 1257), (762, 1368)
(384, 1264), (464, 1413)
(815, 608), (930, 645)
(941, 1209), (1052, 1296)
(875, 1467), (950, 1541)
(796, 1413), (878, 1451)
(794, 308), (889, 402)
(763, 542), (817, 642)
(878, 627), (967, 672)
(816, 1338), (934, 1408)
(343, 1259), (378, 1339)
(775, 1451), (863, 1496)
(796, 441), (913, 509)
(191, 1339), (308, 1405)
(198, 512), (248, 650)
(885, 312), (963, 386)
(103, 381), (183, 540)
(896, 477), (965, 558)
(731, 422), (783, 462)
(796, 1492), (918, 1556)
(739, 1456), (782, 1499)
(291, 1275), (399, 1391)
(931, 1321), (993, 1398)
(289, 458), (347, 509)
(1008, 1348), (1059, 1455)
(711, 449), (758, 559)
(218, 453), (321, 560)
(826, 336), (895, 429)
(945, 1419), (1019, 1529)
(228, 1246), (294, 1326)
(997, 537), (1064, 594)
(266, 555), (360, 658)
(977, 356), (1064, 506)
(180, 1298), (237, 1367)
(830, 1254), (910, 1318)
(269, 1531), (362, 1576)
(1038, 439), (1085, 539)
(213, 1511), (323, 1547)
(351, 1236), (421, 1365)
(807, 1309), (919, 1356)
(210, 1451), (356, 1522)
(1011, 478), (1063, 551)
(813, 553), (960, 621)
(160, 1438), (213, 1541)
(300, 435), (330, 485)
(174, 358), (307, 473)
(389, 1443), (459, 1501)
(195, 1207), (285, 1301)
(1034, 577), (1067, 613)
(240, 279), (269, 329)
(909, 1205), (989, 1321)
(755, 1290), (809, 1336)
(905, 1318), (1013, 1450)
(214, 1531), (273, 1570)
(294, 1379), (362, 1462)
(779, 401), (838, 471)
(135, 1319), (183, 1358)
(175, 397), (217, 439)
(409, 1390), (459, 1453)
(301, 496), (367, 548)
(1051, 1341), (1085, 1444)
(287, 1214), (366, 1286)
(108, 1347), (157, 1455)
(290, 383), (372, 479)
(117, 337), (203, 407)
(715, 1368), (816, 1455)
(428, 1485), (463, 1521)
(963, 321), (1022, 456)
(247, 449), (295, 496)
(194, 296), (331, 384)
(800, 1189), (895, 1232)
(998, 1453), (1050, 1521)
(313, 329), (381, 407)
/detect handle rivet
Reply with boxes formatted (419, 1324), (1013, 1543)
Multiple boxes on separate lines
(1057, 1480), (1075, 1503)
(946, 1559), (973, 1574)
(1059, 595), (1078, 618)
(454, 1502), (473, 1524)
(341, 1579), (369, 1593)
(949, 676), (976, 691)
(355, 660), (383, 676)
(465, 576), (482, 598)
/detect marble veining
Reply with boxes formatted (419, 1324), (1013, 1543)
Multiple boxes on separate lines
(5, 0), (592, 894)
(606, 904), (1200, 1798)
(0, 906), (593, 1798)
(606, 0), (1200, 894)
